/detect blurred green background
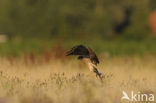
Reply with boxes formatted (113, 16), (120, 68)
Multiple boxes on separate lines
(0, 0), (156, 56)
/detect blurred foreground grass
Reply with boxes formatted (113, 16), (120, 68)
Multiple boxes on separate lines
(0, 38), (156, 56)
(0, 56), (155, 103)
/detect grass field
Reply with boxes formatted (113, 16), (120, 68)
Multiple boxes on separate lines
(1, 38), (156, 56)
(0, 54), (155, 103)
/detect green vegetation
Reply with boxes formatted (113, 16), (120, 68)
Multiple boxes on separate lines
(0, 38), (156, 56)
(0, 0), (155, 39)
(0, 0), (156, 56)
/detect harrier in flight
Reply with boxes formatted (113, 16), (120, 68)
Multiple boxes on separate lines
(66, 45), (102, 79)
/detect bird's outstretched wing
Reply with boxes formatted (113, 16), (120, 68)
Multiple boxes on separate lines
(66, 45), (89, 56)
(66, 45), (99, 64)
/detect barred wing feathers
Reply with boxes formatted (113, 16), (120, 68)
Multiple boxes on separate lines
(66, 45), (89, 56)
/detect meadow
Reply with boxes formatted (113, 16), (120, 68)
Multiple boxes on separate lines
(0, 0), (156, 102)
(0, 51), (155, 103)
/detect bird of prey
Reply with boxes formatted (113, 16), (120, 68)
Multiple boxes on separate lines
(66, 45), (102, 79)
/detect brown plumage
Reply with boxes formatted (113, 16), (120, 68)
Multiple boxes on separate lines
(66, 45), (102, 79)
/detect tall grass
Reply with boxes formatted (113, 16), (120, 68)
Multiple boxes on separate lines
(0, 54), (155, 103)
